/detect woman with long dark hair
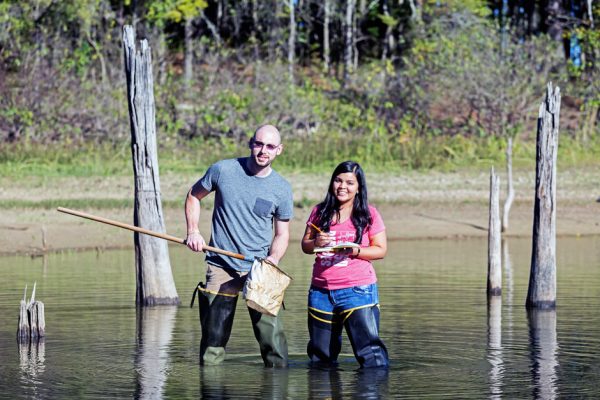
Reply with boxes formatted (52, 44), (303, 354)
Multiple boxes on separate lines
(301, 160), (389, 368)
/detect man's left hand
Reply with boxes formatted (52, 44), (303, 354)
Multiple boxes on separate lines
(266, 255), (280, 266)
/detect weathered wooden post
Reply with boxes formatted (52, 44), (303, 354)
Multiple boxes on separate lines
(526, 83), (560, 309)
(17, 283), (45, 342)
(488, 167), (502, 296)
(123, 25), (179, 306)
(17, 296), (29, 340)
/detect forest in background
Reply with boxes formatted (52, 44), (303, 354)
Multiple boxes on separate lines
(0, 0), (598, 174)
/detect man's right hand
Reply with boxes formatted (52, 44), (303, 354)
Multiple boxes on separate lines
(186, 232), (206, 252)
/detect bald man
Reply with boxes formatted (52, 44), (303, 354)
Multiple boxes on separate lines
(185, 124), (293, 367)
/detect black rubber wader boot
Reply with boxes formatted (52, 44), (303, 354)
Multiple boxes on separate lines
(197, 285), (238, 365)
(248, 307), (288, 367)
(343, 305), (389, 368)
(307, 308), (343, 366)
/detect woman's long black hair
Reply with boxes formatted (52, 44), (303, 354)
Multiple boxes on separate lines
(315, 161), (371, 244)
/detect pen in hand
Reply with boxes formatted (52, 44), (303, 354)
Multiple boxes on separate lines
(309, 222), (324, 233)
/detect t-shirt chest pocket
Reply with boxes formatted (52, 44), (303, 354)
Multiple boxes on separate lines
(253, 198), (274, 218)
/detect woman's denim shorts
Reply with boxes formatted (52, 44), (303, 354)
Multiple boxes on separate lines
(308, 283), (379, 314)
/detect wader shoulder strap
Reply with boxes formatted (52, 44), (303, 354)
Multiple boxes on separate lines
(190, 281), (204, 308)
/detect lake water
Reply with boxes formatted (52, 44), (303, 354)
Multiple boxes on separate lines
(1, 236), (600, 399)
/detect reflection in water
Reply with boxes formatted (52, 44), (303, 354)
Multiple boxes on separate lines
(308, 367), (343, 399)
(527, 309), (559, 400)
(502, 240), (514, 342)
(502, 240), (513, 307)
(200, 365), (230, 399)
(134, 306), (178, 400)
(307, 367), (389, 399)
(42, 254), (48, 278)
(259, 368), (290, 400)
(19, 339), (46, 395)
(3, 238), (600, 398)
(200, 365), (290, 399)
(353, 368), (390, 399)
(487, 296), (503, 399)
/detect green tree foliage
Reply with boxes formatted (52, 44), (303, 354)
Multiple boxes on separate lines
(0, 0), (597, 171)
(148, 0), (208, 25)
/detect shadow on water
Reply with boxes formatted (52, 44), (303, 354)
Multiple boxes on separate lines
(134, 305), (178, 399)
(527, 308), (559, 399)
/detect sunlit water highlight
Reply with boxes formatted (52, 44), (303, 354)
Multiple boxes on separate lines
(1, 236), (600, 398)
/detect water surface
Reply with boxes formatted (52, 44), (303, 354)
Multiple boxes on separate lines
(1, 236), (600, 398)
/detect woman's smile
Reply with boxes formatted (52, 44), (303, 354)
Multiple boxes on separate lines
(332, 172), (358, 205)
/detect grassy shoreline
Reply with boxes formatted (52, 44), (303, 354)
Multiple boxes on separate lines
(1, 165), (598, 208)
(3, 134), (600, 178)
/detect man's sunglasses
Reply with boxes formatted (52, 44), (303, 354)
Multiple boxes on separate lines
(251, 140), (280, 151)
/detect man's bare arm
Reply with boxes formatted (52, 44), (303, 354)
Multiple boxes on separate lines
(267, 219), (290, 265)
(184, 181), (211, 252)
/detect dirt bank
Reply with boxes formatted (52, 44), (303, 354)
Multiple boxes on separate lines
(1, 169), (599, 255)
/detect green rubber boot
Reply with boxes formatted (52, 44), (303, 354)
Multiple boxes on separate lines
(196, 285), (238, 365)
(248, 307), (289, 368)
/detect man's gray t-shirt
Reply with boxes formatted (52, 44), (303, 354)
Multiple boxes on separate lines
(199, 157), (294, 271)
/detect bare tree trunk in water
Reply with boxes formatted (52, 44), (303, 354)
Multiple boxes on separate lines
(122, 26), (180, 307)
(526, 83), (561, 310)
(488, 167), (502, 296)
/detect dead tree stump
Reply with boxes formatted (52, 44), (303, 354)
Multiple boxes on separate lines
(488, 167), (502, 296)
(526, 83), (561, 310)
(123, 25), (179, 306)
(17, 283), (45, 342)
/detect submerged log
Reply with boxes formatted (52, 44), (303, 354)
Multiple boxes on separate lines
(526, 83), (561, 309)
(123, 25), (179, 306)
(487, 167), (502, 296)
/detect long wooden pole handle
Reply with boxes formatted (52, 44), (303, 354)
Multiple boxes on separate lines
(56, 207), (252, 262)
